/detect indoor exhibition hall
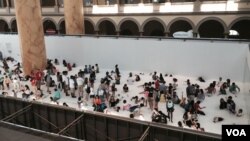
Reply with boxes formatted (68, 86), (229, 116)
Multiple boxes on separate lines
(0, 0), (250, 141)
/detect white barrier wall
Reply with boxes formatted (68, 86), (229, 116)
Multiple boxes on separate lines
(244, 50), (250, 123)
(0, 34), (249, 82)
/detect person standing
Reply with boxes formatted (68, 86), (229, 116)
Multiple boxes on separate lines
(69, 75), (76, 98)
(44, 73), (52, 93)
(148, 83), (154, 110)
(115, 64), (120, 75)
(62, 72), (69, 96)
(77, 75), (84, 97)
(3, 75), (11, 90)
(34, 69), (44, 89)
(13, 77), (20, 91)
(166, 97), (174, 123)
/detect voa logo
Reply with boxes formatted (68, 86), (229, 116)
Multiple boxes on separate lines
(226, 129), (246, 136)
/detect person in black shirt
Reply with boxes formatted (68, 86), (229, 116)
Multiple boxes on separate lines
(148, 83), (154, 110)
(109, 96), (119, 108)
(111, 83), (117, 96)
(135, 74), (140, 82)
(123, 84), (129, 92)
(115, 64), (120, 75)
(159, 73), (165, 83)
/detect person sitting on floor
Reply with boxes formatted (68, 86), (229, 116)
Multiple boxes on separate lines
(93, 95), (102, 111)
(152, 71), (158, 81)
(35, 88), (43, 100)
(229, 82), (240, 95)
(178, 121), (183, 128)
(62, 60), (67, 67)
(54, 58), (59, 65)
(127, 72), (134, 85)
(219, 82), (227, 95)
(205, 83), (216, 96)
(1, 91), (8, 96)
(194, 122), (205, 132)
(227, 96), (236, 114)
(131, 96), (139, 104)
(67, 63), (72, 71)
(135, 74), (140, 82)
(129, 103), (144, 117)
(98, 103), (107, 113)
(236, 109), (243, 117)
(50, 88), (61, 102)
(217, 77), (223, 87)
(173, 78), (178, 90)
(77, 97), (82, 108)
(183, 111), (193, 127)
(172, 91), (180, 104)
(213, 116), (224, 123)
(194, 100), (206, 115)
(109, 96), (119, 108)
(63, 102), (69, 107)
(122, 100), (131, 110)
(197, 89), (205, 102)
(219, 98), (227, 110)
(123, 84), (129, 92)
(179, 93), (187, 108)
(159, 73), (165, 83)
(22, 85), (32, 99)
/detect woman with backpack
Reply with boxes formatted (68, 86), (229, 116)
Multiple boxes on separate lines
(166, 96), (174, 123)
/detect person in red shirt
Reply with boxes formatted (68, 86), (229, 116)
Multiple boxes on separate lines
(67, 63), (72, 71)
(34, 69), (44, 89)
(155, 78), (160, 90)
(31, 78), (37, 94)
(93, 95), (101, 111)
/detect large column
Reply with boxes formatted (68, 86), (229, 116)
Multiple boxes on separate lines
(5, 0), (10, 13)
(0, 0), (4, 7)
(92, 0), (98, 5)
(5, 0), (9, 7)
(54, 0), (59, 13)
(64, 0), (84, 34)
(15, 0), (47, 75)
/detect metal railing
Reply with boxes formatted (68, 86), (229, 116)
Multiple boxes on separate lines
(1, 32), (249, 43)
(0, 96), (221, 141)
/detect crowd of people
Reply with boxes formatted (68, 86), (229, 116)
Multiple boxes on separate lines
(0, 57), (246, 134)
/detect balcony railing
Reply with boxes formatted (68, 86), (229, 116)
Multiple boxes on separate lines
(0, 0), (249, 15)
(1, 0), (249, 8)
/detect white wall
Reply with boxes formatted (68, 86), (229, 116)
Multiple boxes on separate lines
(0, 34), (249, 82)
(243, 50), (250, 124)
(0, 35), (21, 61)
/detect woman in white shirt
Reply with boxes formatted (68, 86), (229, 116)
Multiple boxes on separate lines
(69, 76), (76, 98)
(77, 76), (84, 97)
(13, 77), (20, 91)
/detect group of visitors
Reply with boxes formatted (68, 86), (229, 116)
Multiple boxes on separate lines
(0, 57), (245, 134)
